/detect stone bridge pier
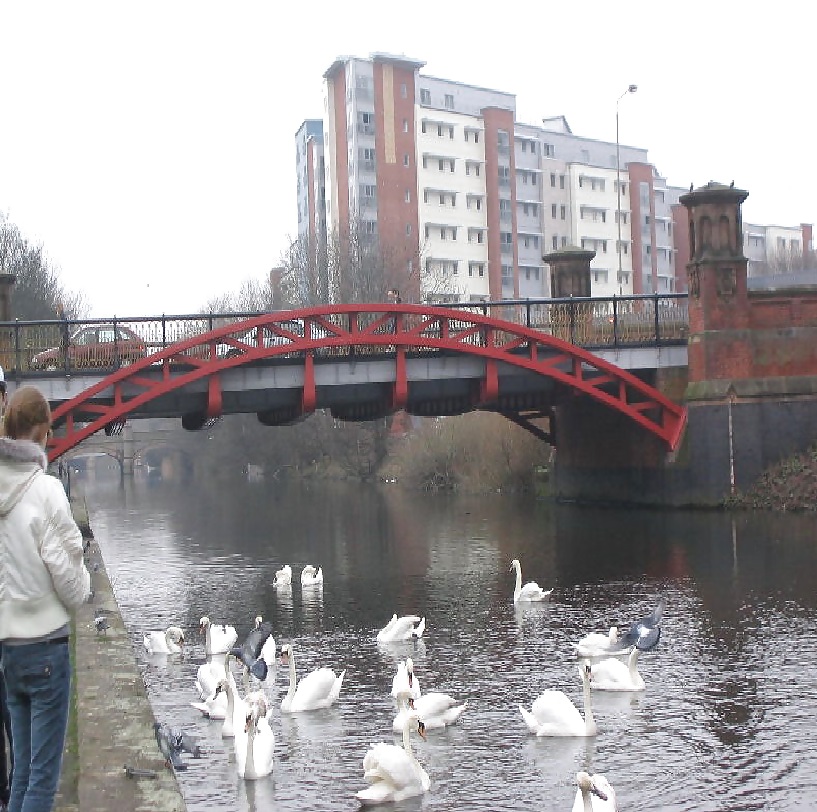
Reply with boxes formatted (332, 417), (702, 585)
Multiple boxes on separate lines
(553, 182), (817, 507)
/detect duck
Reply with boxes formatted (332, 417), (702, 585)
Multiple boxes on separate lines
(199, 616), (238, 656)
(572, 771), (618, 811)
(301, 564), (323, 587)
(273, 564), (292, 588)
(376, 614), (426, 643)
(280, 642), (345, 712)
(143, 626), (185, 654)
(390, 658), (421, 703)
(393, 693), (467, 733)
(356, 711), (430, 805)
(520, 662), (597, 737)
(509, 559), (552, 603)
(235, 692), (274, 780)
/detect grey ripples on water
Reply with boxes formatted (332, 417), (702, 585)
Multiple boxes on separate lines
(83, 476), (817, 811)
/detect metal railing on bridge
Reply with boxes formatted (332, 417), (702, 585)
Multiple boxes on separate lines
(0, 293), (688, 377)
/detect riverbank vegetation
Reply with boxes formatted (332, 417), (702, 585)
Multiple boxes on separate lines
(724, 443), (817, 511)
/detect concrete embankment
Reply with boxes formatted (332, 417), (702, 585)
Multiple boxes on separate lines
(54, 496), (186, 812)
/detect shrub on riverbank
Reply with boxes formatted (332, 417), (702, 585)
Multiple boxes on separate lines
(383, 412), (551, 493)
(724, 443), (817, 511)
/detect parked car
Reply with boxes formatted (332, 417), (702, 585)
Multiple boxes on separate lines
(31, 324), (147, 370)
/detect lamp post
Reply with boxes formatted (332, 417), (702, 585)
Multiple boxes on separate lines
(616, 84), (637, 293)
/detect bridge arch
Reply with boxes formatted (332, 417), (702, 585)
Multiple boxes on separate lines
(46, 305), (686, 461)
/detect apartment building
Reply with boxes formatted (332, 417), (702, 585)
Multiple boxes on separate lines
(299, 54), (811, 303)
(743, 222), (813, 276)
(295, 119), (326, 251)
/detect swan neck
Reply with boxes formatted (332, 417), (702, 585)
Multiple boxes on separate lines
(514, 564), (522, 594)
(581, 672), (595, 731)
(245, 720), (255, 774)
(402, 721), (413, 758)
(581, 788), (593, 812)
(629, 648), (641, 679)
(286, 652), (297, 698)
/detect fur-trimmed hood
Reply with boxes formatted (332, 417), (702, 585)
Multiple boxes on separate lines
(0, 436), (48, 517)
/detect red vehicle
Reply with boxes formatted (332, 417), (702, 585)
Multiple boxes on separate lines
(31, 324), (147, 370)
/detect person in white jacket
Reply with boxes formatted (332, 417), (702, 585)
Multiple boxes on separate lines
(0, 385), (91, 812)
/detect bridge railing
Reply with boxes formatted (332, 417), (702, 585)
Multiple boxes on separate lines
(0, 293), (688, 376)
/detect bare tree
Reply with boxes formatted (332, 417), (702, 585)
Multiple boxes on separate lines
(202, 277), (272, 314)
(753, 246), (817, 276)
(0, 216), (87, 320)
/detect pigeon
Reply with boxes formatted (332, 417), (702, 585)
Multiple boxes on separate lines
(617, 595), (666, 651)
(229, 620), (274, 681)
(153, 722), (187, 771)
(167, 727), (203, 759)
(93, 615), (109, 635)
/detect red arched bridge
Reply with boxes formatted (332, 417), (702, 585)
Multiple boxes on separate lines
(0, 297), (688, 462)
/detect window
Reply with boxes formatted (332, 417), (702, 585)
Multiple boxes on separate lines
(561, 236), (567, 247)
(420, 88), (431, 104)
(421, 121), (427, 134)
(466, 161), (481, 177)
(405, 189), (411, 203)
(543, 143), (554, 157)
(551, 173), (556, 187)
(406, 224), (412, 235)
(551, 203), (557, 219)
(560, 205), (566, 220)
(559, 175), (565, 189)
(445, 94), (454, 109)
(403, 119), (409, 133)
(552, 235), (558, 249)
(440, 193), (446, 205)
(437, 124), (443, 137)
(449, 126), (454, 139)
(401, 83), (407, 99)
(404, 154), (410, 167)
(439, 158), (445, 171)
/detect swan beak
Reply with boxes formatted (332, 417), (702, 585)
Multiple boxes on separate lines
(417, 721), (426, 740)
(591, 785), (608, 801)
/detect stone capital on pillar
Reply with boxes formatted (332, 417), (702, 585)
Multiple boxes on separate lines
(543, 246), (595, 298)
(680, 182), (751, 381)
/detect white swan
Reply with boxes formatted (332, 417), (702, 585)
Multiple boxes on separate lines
(301, 564), (323, 587)
(280, 643), (345, 712)
(510, 559), (552, 603)
(572, 771), (617, 811)
(199, 616), (238, 656)
(143, 626), (185, 654)
(195, 653), (228, 700)
(390, 658), (421, 703)
(590, 648), (645, 692)
(376, 614), (426, 643)
(393, 692), (467, 732)
(571, 627), (629, 659)
(273, 564), (292, 588)
(235, 692), (274, 780)
(190, 680), (229, 720)
(520, 662), (597, 737)
(216, 668), (249, 737)
(356, 711), (430, 805)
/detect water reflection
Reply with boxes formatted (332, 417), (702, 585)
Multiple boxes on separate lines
(82, 476), (817, 811)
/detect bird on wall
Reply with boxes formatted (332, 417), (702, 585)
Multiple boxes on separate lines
(730, 180), (735, 188)
(689, 182), (694, 192)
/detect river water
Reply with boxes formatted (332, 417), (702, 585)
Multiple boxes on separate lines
(80, 473), (817, 811)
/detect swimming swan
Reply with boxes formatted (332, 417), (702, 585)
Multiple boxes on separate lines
(520, 662), (597, 737)
(280, 643), (345, 712)
(273, 564), (292, 588)
(391, 658), (421, 703)
(571, 627), (629, 659)
(510, 559), (552, 603)
(393, 692), (467, 732)
(214, 668), (249, 737)
(235, 693), (274, 780)
(301, 564), (323, 586)
(199, 616), (238, 656)
(572, 771), (617, 811)
(376, 614), (426, 643)
(590, 647), (646, 692)
(195, 653), (228, 700)
(143, 626), (185, 654)
(356, 711), (430, 805)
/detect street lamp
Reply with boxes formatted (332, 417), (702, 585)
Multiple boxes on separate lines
(616, 84), (637, 293)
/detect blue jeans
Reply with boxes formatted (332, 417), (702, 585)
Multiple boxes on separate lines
(1, 642), (71, 812)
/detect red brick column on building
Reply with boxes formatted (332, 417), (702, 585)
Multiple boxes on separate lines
(679, 182), (752, 382)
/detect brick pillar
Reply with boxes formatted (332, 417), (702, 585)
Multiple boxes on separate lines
(0, 274), (15, 374)
(679, 182), (751, 382)
(543, 247), (595, 298)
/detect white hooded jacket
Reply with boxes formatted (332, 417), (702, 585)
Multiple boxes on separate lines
(0, 436), (91, 640)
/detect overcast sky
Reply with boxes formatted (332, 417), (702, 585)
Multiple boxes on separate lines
(0, 1), (812, 317)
